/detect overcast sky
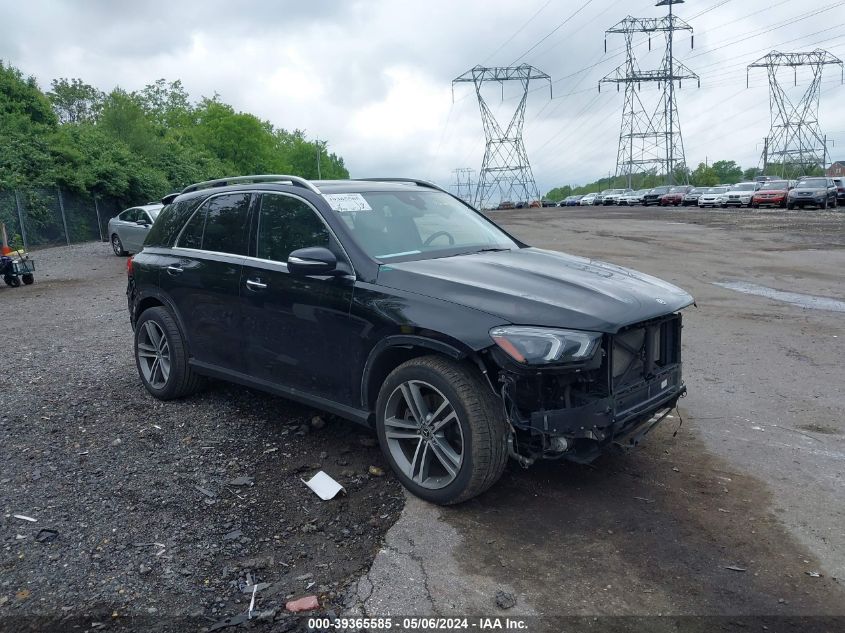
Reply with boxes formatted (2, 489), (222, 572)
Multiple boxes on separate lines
(1, 0), (843, 194)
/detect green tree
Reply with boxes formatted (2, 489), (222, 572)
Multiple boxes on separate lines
(711, 160), (743, 184)
(46, 78), (104, 124)
(690, 163), (718, 186)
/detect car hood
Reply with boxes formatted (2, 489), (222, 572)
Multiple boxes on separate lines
(376, 248), (694, 334)
(791, 187), (824, 193)
(756, 189), (787, 194)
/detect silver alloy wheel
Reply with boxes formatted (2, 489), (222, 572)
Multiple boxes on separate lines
(137, 321), (171, 389)
(383, 380), (464, 490)
(112, 235), (123, 255)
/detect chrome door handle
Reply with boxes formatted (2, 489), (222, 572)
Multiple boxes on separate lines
(167, 265), (183, 275)
(246, 278), (267, 290)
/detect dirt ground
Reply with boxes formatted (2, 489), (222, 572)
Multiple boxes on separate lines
(2, 204), (844, 632)
(0, 244), (402, 632)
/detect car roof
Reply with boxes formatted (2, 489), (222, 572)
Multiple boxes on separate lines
(127, 204), (163, 212)
(314, 180), (446, 193)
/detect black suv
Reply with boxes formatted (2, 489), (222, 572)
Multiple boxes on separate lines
(127, 175), (693, 504)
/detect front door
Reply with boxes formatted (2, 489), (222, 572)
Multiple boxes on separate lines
(240, 192), (357, 404)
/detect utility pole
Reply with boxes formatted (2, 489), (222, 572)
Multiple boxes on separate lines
(451, 168), (475, 203)
(316, 139), (326, 179)
(748, 50), (843, 178)
(453, 65), (551, 209)
(600, 0), (698, 186)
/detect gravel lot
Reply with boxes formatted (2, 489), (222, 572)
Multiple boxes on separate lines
(0, 243), (402, 631)
(3, 204), (845, 630)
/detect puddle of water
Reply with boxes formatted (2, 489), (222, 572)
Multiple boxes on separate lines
(713, 281), (845, 313)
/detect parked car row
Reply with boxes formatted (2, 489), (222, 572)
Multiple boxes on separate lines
(550, 177), (843, 210)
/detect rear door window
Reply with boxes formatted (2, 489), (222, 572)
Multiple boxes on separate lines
(202, 193), (251, 255)
(256, 194), (330, 263)
(177, 193), (252, 254)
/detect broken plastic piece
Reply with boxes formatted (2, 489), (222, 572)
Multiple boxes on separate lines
(302, 471), (345, 500)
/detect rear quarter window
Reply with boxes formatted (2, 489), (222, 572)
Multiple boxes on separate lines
(144, 198), (204, 247)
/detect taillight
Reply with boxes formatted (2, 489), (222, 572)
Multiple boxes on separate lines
(126, 256), (134, 278)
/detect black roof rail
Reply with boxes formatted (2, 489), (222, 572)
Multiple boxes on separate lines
(354, 178), (448, 193)
(180, 174), (321, 195)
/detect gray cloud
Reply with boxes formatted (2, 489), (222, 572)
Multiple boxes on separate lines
(1, 0), (842, 194)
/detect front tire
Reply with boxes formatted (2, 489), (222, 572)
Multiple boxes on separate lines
(376, 355), (507, 505)
(134, 306), (205, 400)
(22, 273), (34, 285)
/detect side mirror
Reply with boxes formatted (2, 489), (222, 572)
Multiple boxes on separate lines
(136, 219), (150, 226)
(287, 247), (338, 276)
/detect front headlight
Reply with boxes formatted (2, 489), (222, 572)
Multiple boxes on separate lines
(490, 326), (601, 365)
(814, 190), (827, 196)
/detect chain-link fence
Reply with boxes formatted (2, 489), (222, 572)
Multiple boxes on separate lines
(0, 186), (131, 251)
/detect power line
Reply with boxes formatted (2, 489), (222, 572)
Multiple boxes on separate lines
(480, 0), (554, 65)
(510, 0), (596, 65)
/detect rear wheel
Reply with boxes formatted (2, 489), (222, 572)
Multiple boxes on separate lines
(134, 306), (205, 400)
(376, 355), (508, 505)
(4, 275), (20, 288)
(21, 273), (34, 285)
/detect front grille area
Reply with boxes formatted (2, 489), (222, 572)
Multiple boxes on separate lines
(610, 314), (681, 391)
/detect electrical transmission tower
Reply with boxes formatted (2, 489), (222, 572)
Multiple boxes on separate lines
(451, 168), (475, 203)
(747, 49), (844, 178)
(453, 65), (551, 209)
(600, 0), (698, 187)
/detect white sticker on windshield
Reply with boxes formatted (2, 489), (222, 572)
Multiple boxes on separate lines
(323, 193), (372, 212)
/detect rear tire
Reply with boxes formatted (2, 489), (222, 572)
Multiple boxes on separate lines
(134, 306), (205, 400)
(22, 273), (34, 285)
(376, 355), (508, 505)
(4, 275), (20, 288)
(111, 234), (127, 256)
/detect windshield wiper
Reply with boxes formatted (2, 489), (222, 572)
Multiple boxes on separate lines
(454, 247), (512, 256)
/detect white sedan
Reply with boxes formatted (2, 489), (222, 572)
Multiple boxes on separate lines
(107, 204), (163, 256)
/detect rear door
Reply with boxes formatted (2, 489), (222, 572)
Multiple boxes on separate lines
(118, 208), (144, 251)
(160, 192), (253, 373)
(240, 192), (357, 404)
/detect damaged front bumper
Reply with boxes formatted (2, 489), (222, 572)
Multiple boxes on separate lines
(491, 313), (686, 465)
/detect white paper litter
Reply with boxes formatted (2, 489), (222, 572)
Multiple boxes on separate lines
(302, 471), (346, 500)
(13, 515), (37, 522)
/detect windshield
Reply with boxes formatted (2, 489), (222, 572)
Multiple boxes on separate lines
(651, 187), (670, 194)
(599, 189), (612, 195)
(730, 183), (756, 191)
(706, 187), (728, 194)
(796, 178), (827, 188)
(332, 190), (518, 262)
(760, 181), (788, 190)
(689, 188), (703, 194)
(668, 187), (687, 193)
